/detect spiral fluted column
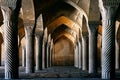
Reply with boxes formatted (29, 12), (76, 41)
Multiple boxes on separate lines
(24, 23), (35, 73)
(82, 35), (88, 70)
(22, 46), (26, 67)
(35, 32), (43, 70)
(1, 1), (21, 78)
(98, 0), (119, 79)
(88, 21), (98, 74)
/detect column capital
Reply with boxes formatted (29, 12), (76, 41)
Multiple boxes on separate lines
(82, 32), (88, 40)
(0, 0), (18, 10)
(24, 21), (35, 36)
(35, 31), (43, 38)
(43, 28), (48, 43)
(98, 0), (119, 20)
(1, 6), (12, 23)
(24, 21), (35, 27)
(99, 0), (120, 7)
(88, 21), (98, 35)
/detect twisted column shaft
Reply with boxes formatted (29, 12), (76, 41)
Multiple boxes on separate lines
(1, 7), (19, 79)
(88, 22), (98, 74)
(25, 23), (34, 73)
(98, 0), (119, 79)
(1, 5), (20, 79)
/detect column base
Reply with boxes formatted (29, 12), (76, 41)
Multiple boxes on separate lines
(5, 72), (18, 79)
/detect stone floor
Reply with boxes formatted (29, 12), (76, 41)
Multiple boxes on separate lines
(0, 66), (120, 80)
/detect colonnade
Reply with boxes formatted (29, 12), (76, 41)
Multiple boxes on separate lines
(0, 0), (120, 80)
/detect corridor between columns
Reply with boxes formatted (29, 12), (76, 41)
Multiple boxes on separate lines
(0, 0), (120, 80)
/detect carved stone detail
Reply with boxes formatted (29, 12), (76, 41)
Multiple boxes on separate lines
(1, 5), (19, 79)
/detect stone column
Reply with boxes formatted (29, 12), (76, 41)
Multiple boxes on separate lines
(82, 35), (88, 70)
(1, 0), (21, 79)
(116, 39), (120, 69)
(98, 0), (119, 79)
(35, 32), (43, 70)
(46, 43), (50, 67)
(24, 22), (35, 73)
(50, 39), (53, 67)
(74, 43), (79, 68)
(0, 43), (2, 66)
(78, 40), (82, 69)
(35, 14), (44, 70)
(47, 34), (51, 67)
(88, 21), (98, 74)
(42, 28), (48, 69)
(74, 45), (77, 67)
(22, 46), (26, 67)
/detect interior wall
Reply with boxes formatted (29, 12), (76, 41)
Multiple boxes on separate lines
(52, 36), (74, 66)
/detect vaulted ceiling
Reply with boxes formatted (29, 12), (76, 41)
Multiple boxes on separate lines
(0, 0), (120, 45)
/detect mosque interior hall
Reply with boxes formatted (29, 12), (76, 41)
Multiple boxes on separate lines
(0, 0), (120, 80)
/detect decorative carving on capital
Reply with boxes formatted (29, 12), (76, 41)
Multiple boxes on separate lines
(98, 0), (119, 20)
(24, 23), (34, 37)
(1, 6), (12, 23)
(35, 31), (43, 38)
(36, 14), (43, 31)
(101, 0), (120, 7)
(88, 21), (98, 35)
(1, 0), (17, 10)
(48, 34), (51, 45)
(43, 28), (48, 42)
(81, 32), (88, 42)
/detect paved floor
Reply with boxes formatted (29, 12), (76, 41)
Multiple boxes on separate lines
(0, 66), (119, 80)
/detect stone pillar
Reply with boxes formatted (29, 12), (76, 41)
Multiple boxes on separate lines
(76, 42), (79, 68)
(74, 43), (79, 68)
(42, 28), (48, 69)
(0, 43), (2, 66)
(1, 0), (21, 79)
(35, 14), (44, 70)
(46, 43), (50, 67)
(78, 40), (82, 69)
(88, 21), (98, 74)
(35, 32), (43, 70)
(22, 46), (26, 67)
(82, 35), (88, 70)
(98, 0), (119, 79)
(50, 39), (53, 67)
(74, 45), (77, 67)
(47, 34), (51, 67)
(116, 39), (120, 69)
(24, 22), (35, 73)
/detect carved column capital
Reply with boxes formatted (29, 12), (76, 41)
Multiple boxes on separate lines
(24, 22), (35, 37)
(88, 21), (98, 36)
(35, 31), (43, 38)
(43, 28), (48, 43)
(82, 32), (88, 42)
(0, 0), (18, 10)
(98, 0), (119, 20)
(1, 6), (12, 23)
